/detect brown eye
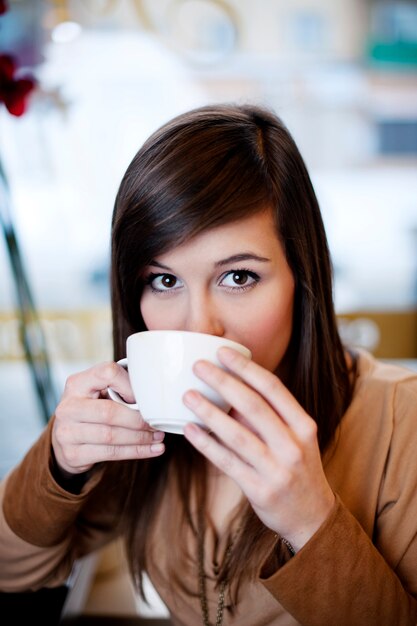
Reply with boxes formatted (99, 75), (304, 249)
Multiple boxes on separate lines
(220, 270), (259, 290)
(161, 274), (177, 288)
(232, 272), (248, 285)
(147, 273), (182, 292)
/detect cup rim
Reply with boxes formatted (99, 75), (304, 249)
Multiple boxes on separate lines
(127, 330), (251, 356)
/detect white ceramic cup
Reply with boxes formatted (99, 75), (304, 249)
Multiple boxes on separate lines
(107, 330), (252, 435)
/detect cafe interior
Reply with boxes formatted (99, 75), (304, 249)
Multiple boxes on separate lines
(0, 0), (416, 623)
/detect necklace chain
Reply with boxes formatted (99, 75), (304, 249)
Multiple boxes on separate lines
(197, 515), (236, 626)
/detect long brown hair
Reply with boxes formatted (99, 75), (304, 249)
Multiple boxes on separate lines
(110, 103), (355, 599)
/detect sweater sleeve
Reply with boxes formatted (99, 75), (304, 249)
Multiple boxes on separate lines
(0, 417), (120, 592)
(258, 376), (417, 626)
(259, 494), (417, 626)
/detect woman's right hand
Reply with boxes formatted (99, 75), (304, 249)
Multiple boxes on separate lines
(52, 361), (165, 476)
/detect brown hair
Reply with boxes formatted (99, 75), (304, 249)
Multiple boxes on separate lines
(110, 103), (355, 600)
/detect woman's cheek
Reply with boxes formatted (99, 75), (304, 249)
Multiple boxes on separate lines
(244, 310), (293, 371)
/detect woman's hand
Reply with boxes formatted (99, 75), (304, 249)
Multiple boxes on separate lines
(183, 347), (335, 552)
(52, 361), (165, 476)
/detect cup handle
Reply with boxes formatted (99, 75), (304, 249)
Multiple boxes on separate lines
(107, 358), (140, 410)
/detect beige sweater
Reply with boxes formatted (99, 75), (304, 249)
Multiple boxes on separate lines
(0, 349), (416, 625)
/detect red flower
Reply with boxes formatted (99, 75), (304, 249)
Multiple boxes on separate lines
(0, 54), (36, 116)
(0, 1), (8, 16)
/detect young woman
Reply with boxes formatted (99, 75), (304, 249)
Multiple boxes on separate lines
(1, 103), (416, 626)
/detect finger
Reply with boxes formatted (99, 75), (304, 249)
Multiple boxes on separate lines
(192, 358), (289, 442)
(59, 420), (165, 447)
(63, 442), (165, 470)
(217, 347), (312, 436)
(55, 397), (156, 432)
(183, 419), (257, 487)
(183, 389), (273, 473)
(62, 361), (135, 402)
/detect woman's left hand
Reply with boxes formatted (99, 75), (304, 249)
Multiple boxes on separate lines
(183, 346), (335, 552)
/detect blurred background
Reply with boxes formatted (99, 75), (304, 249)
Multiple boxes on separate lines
(0, 0), (417, 478)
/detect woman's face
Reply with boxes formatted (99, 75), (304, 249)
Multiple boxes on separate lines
(140, 209), (295, 372)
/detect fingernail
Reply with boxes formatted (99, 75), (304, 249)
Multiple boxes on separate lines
(217, 346), (235, 361)
(184, 422), (200, 435)
(152, 431), (165, 441)
(193, 360), (211, 375)
(183, 390), (200, 407)
(151, 443), (164, 453)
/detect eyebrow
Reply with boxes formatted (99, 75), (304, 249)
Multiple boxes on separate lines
(148, 260), (173, 271)
(148, 253), (271, 271)
(214, 253), (270, 267)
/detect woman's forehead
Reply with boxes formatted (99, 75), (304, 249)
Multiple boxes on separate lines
(149, 209), (282, 267)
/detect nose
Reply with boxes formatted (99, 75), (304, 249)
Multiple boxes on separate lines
(184, 294), (224, 337)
